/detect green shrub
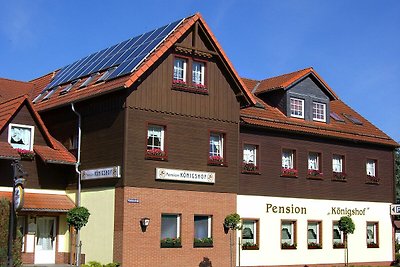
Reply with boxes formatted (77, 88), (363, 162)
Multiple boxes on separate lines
(104, 263), (120, 267)
(82, 262), (120, 267)
(67, 206), (90, 231)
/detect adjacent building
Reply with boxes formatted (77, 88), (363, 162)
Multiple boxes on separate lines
(0, 13), (397, 267)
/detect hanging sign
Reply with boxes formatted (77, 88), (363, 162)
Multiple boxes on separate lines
(14, 185), (24, 211)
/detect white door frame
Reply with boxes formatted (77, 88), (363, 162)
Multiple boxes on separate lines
(34, 216), (57, 264)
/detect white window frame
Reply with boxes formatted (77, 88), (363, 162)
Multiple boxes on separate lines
(192, 61), (205, 85)
(332, 154), (344, 173)
(161, 214), (181, 239)
(243, 144), (257, 165)
(290, 97), (304, 118)
(366, 222), (378, 245)
(308, 152), (320, 171)
(281, 220), (295, 245)
(194, 215), (212, 239)
(313, 102), (327, 122)
(242, 219), (258, 245)
(173, 57), (187, 82)
(282, 149), (294, 169)
(333, 222), (344, 245)
(147, 125), (165, 151)
(209, 132), (224, 158)
(17, 216), (26, 252)
(8, 123), (35, 151)
(307, 221), (321, 245)
(366, 159), (376, 177)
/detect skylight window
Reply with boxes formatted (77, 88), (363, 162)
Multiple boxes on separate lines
(343, 113), (363, 125)
(330, 112), (345, 122)
(60, 79), (81, 95)
(96, 67), (118, 83)
(79, 73), (98, 89)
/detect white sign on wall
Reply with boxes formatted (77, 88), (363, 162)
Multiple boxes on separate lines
(81, 166), (121, 180)
(156, 168), (215, 184)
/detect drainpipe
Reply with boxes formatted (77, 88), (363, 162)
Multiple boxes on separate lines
(71, 103), (82, 266)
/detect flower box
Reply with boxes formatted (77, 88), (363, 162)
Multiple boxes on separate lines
(15, 148), (35, 160)
(208, 155), (224, 166)
(242, 242), (259, 250)
(367, 242), (379, 248)
(281, 242), (297, 249)
(172, 81), (208, 95)
(366, 175), (380, 184)
(307, 169), (323, 178)
(281, 168), (298, 178)
(242, 163), (259, 174)
(145, 148), (167, 161)
(194, 238), (213, 248)
(332, 171), (347, 182)
(333, 242), (345, 249)
(160, 238), (181, 248)
(308, 242), (322, 249)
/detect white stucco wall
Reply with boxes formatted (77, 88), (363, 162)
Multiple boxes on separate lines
(237, 195), (393, 266)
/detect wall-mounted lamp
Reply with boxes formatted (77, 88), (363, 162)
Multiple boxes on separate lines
(140, 217), (150, 230)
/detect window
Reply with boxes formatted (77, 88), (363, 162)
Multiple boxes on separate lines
(173, 57), (187, 83)
(366, 222), (379, 248)
(243, 144), (258, 172)
(209, 132), (224, 164)
(290, 98), (304, 118)
(192, 61), (205, 86)
(161, 214), (181, 248)
(242, 219), (259, 249)
(281, 149), (297, 177)
(8, 123), (35, 151)
(313, 102), (326, 122)
(308, 152), (322, 177)
(307, 221), (322, 249)
(366, 159), (376, 177)
(146, 125), (166, 159)
(332, 154), (344, 173)
(194, 215), (212, 247)
(333, 221), (344, 248)
(17, 216), (25, 252)
(281, 220), (296, 249)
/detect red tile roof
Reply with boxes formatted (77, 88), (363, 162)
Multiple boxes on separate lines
(240, 70), (398, 147)
(0, 78), (33, 103)
(0, 141), (19, 159)
(0, 191), (75, 212)
(31, 13), (255, 112)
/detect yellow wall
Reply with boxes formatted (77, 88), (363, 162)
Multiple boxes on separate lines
(79, 187), (115, 264)
(58, 214), (69, 252)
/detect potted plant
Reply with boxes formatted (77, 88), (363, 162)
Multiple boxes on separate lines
(281, 242), (297, 249)
(242, 241), (259, 250)
(224, 213), (241, 267)
(333, 171), (347, 181)
(366, 175), (380, 184)
(15, 148), (35, 160)
(281, 167), (298, 177)
(209, 155), (224, 166)
(242, 163), (259, 173)
(308, 169), (323, 178)
(145, 148), (167, 160)
(160, 237), (182, 248)
(338, 216), (355, 266)
(194, 237), (213, 247)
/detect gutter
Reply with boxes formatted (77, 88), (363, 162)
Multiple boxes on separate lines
(71, 103), (82, 206)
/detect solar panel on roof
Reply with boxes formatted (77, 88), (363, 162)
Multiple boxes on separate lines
(41, 18), (183, 94)
(330, 112), (345, 122)
(342, 113), (363, 125)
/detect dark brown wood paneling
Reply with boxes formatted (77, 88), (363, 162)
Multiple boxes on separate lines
(124, 108), (239, 193)
(239, 127), (395, 203)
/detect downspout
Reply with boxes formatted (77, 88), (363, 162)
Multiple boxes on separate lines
(71, 103), (82, 266)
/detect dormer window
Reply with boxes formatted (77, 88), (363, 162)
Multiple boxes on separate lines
(173, 57), (187, 83)
(290, 98), (304, 118)
(313, 102), (326, 122)
(192, 61), (205, 86)
(8, 123), (34, 151)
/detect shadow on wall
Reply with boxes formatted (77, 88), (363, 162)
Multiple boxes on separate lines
(199, 257), (212, 267)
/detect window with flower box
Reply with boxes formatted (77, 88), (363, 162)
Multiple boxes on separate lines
(242, 219), (259, 250)
(366, 159), (379, 184)
(333, 221), (344, 248)
(290, 97), (304, 119)
(281, 149), (297, 177)
(332, 154), (346, 181)
(161, 214), (181, 248)
(307, 221), (322, 249)
(172, 55), (208, 94)
(146, 125), (167, 160)
(194, 215), (213, 247)
(281, 220), (297, 249)
(242, 144), (259, 173)
(308, 152), (323, 178)
(209, 132), (225, 166)
(366, 222), (379, 248)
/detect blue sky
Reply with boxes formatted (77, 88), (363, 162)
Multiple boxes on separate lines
(1, 0), (399, 142)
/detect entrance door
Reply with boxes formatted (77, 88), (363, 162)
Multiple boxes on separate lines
(35, 217), (56, 264)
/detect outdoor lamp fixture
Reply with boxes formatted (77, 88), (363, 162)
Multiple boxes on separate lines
(140, 217), (150, 228)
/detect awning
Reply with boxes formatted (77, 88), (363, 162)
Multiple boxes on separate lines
(0, 191), (75, 212)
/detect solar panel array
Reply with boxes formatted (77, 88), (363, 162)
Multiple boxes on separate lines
(43, 18), (183, 91)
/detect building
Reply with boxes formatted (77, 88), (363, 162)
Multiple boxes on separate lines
(0, 13), (397, 267)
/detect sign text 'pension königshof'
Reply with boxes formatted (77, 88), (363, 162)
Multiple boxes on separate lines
(156, 168), (215, 184)
(81, 166), (121, 180)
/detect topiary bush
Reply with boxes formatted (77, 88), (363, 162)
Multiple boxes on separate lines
(67, 206), (90, 231)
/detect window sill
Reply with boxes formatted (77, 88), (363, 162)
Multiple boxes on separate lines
(160, 244), (182, 248)
(280, 174), (298, 178)
(194, 243), (213, 248)
(367, 243), (379, 248)
(172, 83), (208, 95)
(307, 175), (323, 180)
(281, 246), (297, 250)
(145, 155), (168, 161)
(242, 245), (259, 250)
(332, 177), (347, 182)
(365, 176), (380, 184)
(333, 244), (345, 249)
(242, 170), (261, 175)
(308, 245), (322, 249)
(208, 161), (227, 167)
